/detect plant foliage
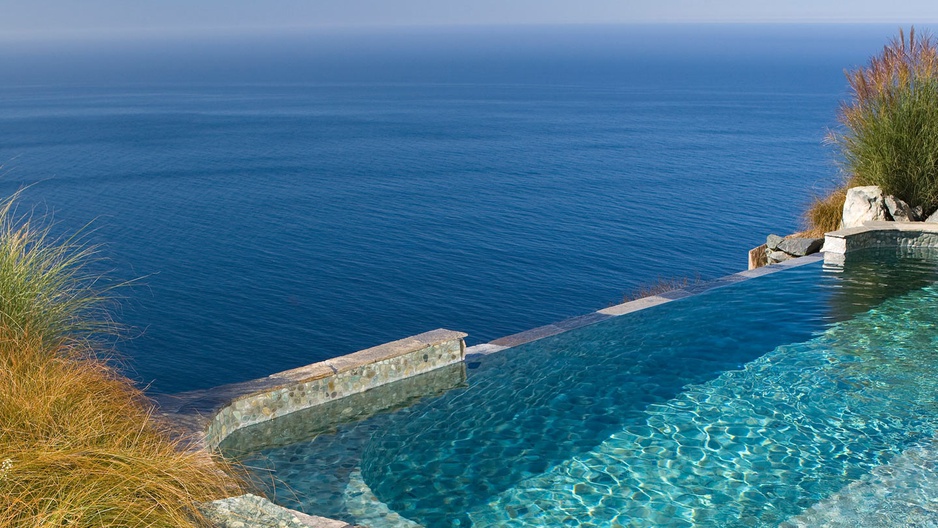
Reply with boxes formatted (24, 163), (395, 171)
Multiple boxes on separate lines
(0, 194), (244, 527)
(829, 27), (938, 214)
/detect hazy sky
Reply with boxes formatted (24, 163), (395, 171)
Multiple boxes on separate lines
(2, 1), (938, 37)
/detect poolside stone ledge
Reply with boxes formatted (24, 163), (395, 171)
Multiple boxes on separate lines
(156, 328), (467, 450)
(822, 221), (938, 265)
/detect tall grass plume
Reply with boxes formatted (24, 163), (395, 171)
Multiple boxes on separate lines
(803, 187), (848, 237)
(827, 27), (938, 215)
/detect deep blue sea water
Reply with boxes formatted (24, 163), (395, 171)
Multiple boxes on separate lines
(0, 25), (913, 393)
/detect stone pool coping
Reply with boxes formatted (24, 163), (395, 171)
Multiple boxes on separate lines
(464, 252), (824, 359)
(156, 249), (825, 453)
(159, 221), (938, 527)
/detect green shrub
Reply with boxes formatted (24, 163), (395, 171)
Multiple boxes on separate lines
(828, 27), (938, 214)
(0, 192), (113, 350)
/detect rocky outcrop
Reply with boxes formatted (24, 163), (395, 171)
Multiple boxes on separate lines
(842, 186), (889, 228)
(752, 187), (932, 269)
(842, 185), (930, 226)
(763, 234), (824, 265)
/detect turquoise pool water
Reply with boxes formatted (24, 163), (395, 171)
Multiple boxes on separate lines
(225, 249), (938, 527)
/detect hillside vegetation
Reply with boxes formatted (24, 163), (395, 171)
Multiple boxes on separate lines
(808, 27), (938, 233)
(0, 195), (243, 527)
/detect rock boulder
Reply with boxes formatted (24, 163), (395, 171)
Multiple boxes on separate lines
(762, 233), (824, 266)
(765, 234), (785, 251)
(884, 195), (918, 221)
(777, 237), (824, 257)
(765, 249), (792, 264)
(843, 186), (888, 228)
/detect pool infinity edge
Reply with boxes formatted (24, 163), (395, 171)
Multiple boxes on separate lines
(158, 221), (938, 527)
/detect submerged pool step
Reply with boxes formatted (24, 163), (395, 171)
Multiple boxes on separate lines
(344, 469), (424, 528)
(781, 438), (938, 527)
(466, 285), (938, 527)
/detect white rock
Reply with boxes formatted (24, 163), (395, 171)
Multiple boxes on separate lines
(199, 494), (350, 528)
(842, 186), (888, 228)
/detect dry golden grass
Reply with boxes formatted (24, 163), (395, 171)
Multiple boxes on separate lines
(624, 274), (703, 302)
(803, 186), (848, 237)
(0, 194), (245, 527)
(0, 340), (244, 527)
(840, 27), (938, 127)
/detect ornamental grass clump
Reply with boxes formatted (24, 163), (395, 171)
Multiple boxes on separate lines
(803, 187), (848, 237)
(0, 194), (244, 527)
(810, 27), (938, 232)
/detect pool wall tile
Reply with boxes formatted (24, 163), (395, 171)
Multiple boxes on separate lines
(219, 362), (467, 457)
(157, 328), (467, 450)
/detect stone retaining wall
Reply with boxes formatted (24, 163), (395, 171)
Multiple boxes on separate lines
(156, 329), (466, 450)
(823, 221), (938, 264)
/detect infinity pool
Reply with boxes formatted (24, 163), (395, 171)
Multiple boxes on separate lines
(222, 248), (938, 527)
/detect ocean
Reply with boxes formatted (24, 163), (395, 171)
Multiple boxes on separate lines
(0, 24), (905, 393)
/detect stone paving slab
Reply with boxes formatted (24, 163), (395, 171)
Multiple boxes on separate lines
(553, 312), (613, 330)
(464, 343), (509, 357)
(489, 324), (567, 348)
(596, 294), (673, 316)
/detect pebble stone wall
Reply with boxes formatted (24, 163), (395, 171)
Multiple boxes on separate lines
(157, 329), (466, 450)
(823, 221), (938, 263)
(208, 329), (465, 449)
